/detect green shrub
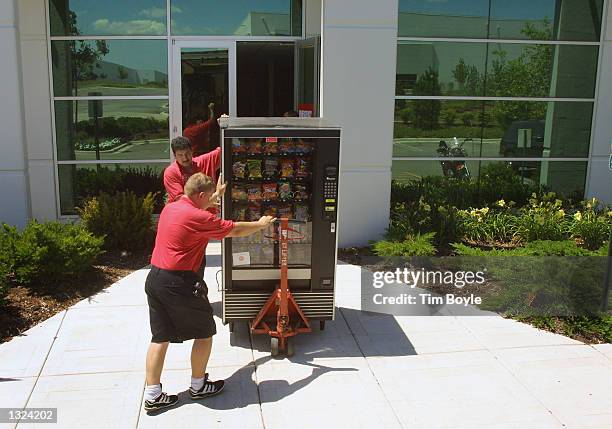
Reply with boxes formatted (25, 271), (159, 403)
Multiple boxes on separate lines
(569, 198), (611, 250)
(79, 191), (156, 251)
(373, 232), (437, 257)
(11, 221), (104, 287)
(452, 240), (606, 257)
(74, 165), (164, 213)
(517, 193), (569, 242)
(0, 225), (19, 303)
(457, 203), (521, 247)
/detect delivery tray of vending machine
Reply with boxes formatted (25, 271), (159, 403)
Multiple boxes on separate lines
(219, 117), (341, 338)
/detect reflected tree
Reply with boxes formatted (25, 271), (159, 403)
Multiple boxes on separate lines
(414, 67), (441, 129)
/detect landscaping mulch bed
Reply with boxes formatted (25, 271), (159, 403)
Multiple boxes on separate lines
(0, 249), (152, 344)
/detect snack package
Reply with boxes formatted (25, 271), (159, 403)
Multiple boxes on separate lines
(247, 203), (261, 221)
(232, 160), (247, 179)
(295, 158), (309, 179)
(278, 182), (292, 200)
(295, 139), (313, 154)
(248, 139), (263, 154)
(278, 203), (293, 219)
(294, 183), (309, 200)
(262, 183), (278, 200)
(294, 203), (309, 221)
(232, 184), (248, 201)
(262, 140), (278, 154)
(247, 159), (262, 179)
(233, 206), (247, 221)
(280, 159), (294, 179)
(279, 139), (293, 154)
(247, 184), (262, 201)
(232, 139), (247, 153)
(263, 158), (278, 178)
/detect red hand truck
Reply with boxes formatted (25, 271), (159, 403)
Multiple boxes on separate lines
(250, 218), (312, 356)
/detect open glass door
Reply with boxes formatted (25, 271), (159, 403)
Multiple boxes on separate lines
(171, 41), (236, 154)
(294, 37), (320, 117)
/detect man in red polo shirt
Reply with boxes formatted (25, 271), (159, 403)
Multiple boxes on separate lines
(183, 102), (218, 156)
(164, 135), (221, 205)
(143, 173), (275, 412)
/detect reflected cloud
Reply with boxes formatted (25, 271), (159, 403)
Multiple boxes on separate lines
(139, 7), (166, 19)
(92, 18), (166, 35)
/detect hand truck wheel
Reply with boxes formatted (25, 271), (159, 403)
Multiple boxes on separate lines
(320, 320), (326, 331)
(228, 322), (235, 333)
(270, 337), (279, 357)
(286, 337), (295, 357)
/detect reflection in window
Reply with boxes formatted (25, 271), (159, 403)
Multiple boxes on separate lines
(171, 0), (302, 36)
(398, 0), (603, 41)
(396, 42), (486, 96)
(487, 44), (598, 98)
(49, 0), (167, 36)
(58, 163), (167, 215)
(392, 160), (587, 198)
(396, 42), (598, 98)
(51, 40), (168, 97)
(393, 100), (593, 158)
(54, 100), (169, 161)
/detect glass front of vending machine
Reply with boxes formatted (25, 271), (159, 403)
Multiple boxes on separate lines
(219, 118), (340, 328)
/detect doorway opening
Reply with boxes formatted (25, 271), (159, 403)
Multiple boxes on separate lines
(237, 42), (294, 117)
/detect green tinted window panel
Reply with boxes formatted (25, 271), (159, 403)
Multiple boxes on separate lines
(51, 40), (168, 97)
(171, 0), (302, 36)
(49, 0), (167, 36)
(393, 100), (593, 158)
(398, 0), (603, 42)
(391, 160), (587, 198)
(54, 100), (170, 161)
(396, 42), (598, 98)
(58, 163), (167, 215)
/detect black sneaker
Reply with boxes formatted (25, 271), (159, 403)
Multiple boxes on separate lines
(189, 373), (225, 399)
(144, 384), (179, 412)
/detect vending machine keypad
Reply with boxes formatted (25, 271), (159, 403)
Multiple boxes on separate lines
(322, 166), (338, 221)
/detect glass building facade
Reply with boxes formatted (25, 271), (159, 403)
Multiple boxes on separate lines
(47, 0), (303, 214)
(394, 0), (604, 197)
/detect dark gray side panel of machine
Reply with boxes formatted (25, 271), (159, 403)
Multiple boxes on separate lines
(310, 137), (339, 291)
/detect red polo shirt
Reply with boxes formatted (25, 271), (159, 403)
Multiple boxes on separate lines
(163, 147), (221, 204)
(151, 197), (234, 273)
(183, 117), (216, 156)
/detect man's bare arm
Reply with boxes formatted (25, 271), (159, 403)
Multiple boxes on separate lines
(226, 216), (276, 237)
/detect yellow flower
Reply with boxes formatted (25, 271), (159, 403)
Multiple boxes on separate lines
(574, 211), (582, 221)
(497, 200), (506, 207)
(557, 209), (565, 217)
(607, 211), (612, 218)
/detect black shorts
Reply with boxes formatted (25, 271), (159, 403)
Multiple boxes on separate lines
(145, 266), (216, 343)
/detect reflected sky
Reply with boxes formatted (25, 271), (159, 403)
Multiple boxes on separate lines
(51, 0), (167, 35)
(171, 0), (296, 35)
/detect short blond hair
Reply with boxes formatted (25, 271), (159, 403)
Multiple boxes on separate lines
(184, 172), (214, 196)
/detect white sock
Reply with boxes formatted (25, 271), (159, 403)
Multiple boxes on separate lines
(191, 376), (204, 391)
(144, 384), (162, 402)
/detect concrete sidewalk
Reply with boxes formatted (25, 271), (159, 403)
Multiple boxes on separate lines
(1, 242), (611, 428)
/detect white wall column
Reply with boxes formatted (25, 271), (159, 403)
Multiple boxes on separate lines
(0, 0), (30, 227)
(320, 0), (398, 247)
(18, 0), (57, 221)
(586, 1), (612, 203)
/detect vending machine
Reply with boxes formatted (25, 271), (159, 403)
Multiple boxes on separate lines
(219, 117), (341, 330)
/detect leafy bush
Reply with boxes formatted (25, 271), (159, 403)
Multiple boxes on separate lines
(451, 240), (606, 257)
(0, 225), (19, 303)
(79, 191), (156, 251)
(11, 221), (103, 287)
(373, 232), (437, 257)
(74, 165), (164, 213)
(457, 202), (521, 247)
(517, 193), (569, 242)
(569, 198), (611, 250)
